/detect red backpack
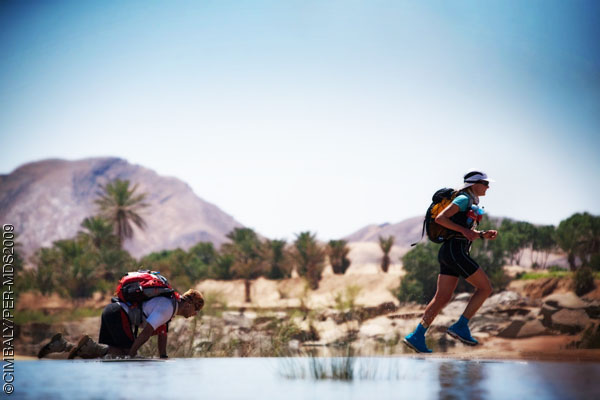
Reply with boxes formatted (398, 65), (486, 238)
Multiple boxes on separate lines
(114, 270), (180, 337)
(115, 270), (180, 304)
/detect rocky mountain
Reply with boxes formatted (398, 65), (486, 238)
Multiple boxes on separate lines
(0, 157), (243, 260)
(344, 216), (424, 247)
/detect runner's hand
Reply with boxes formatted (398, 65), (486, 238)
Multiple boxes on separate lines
(483, 230), (498, 240)
(462, 229), (479, 241)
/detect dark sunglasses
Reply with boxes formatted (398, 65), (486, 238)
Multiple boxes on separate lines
(477, 180), (489, 187)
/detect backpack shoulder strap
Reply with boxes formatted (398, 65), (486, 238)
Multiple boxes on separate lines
(165, 297), (179, 333)
(411, 218), (427, 247)
(170, 297), (178, 320)
(462, 191), (474, 210)
(453, 190), (474, 210)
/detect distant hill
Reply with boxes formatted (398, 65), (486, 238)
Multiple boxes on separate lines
(344, 216), (424, 247)
(0, 157), (243, 260)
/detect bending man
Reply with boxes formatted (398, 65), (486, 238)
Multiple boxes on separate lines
(38, 288), (204, 359)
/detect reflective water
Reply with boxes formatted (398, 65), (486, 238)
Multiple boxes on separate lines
(13, 357), (600, 400)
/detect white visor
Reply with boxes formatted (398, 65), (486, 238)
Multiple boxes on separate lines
(464, 172), (495, 183)
(458, 171), (495, 190)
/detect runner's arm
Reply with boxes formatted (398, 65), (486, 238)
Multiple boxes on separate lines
(435, 203), (480, 241)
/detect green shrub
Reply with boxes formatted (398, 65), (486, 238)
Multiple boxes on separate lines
(517, 270), (570, 280)
(394, 243), (439, 304)
(590, 253), (600, 272)
(573, 266), (595, 296)
(334, 285), (361, 311)
(394, 278), (425, 303)
(488, 267), (511, 290)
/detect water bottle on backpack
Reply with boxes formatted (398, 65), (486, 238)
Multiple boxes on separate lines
(466, 205), (485, 225)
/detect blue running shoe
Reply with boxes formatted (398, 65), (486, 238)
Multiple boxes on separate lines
(403, 331), (432, 353)
(447, 322), (478, 346)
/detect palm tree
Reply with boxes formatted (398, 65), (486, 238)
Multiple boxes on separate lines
(379, 235), (395, 273)
(54, 238), (100, 298)
(95, 179), (148, 246)
(292, 232), (326, 289)
(79, 216), (119, 250)
(327, 240), (351, 274)
(266, 239), (293, 279)
(79, 215), (131, 281)
(222, 228), (268, 303)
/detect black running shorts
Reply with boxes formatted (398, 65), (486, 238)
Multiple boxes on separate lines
(438, 237), (480, 278)
(98, 302), (134, 349)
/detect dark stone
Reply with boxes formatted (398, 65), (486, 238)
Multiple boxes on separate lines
(292, 324), (320, 342)
(494, 307), (531, 317)
(585, 305), (600, 319)
(539, 304), (559, 328)
(497, 320), (526, 338)
(333, 302), (398, 324)
(577, 323), (600, 349)
(517, 319), (549, 338)
(387, 312), (422, 320)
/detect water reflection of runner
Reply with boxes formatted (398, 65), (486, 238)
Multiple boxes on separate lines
(38, 289), (204, 359)
(403, 171), (498, 353)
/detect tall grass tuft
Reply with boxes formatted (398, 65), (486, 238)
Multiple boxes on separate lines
(279, 347), (408, 381)
(279, 346), (362, 381)
(309, 346), (355, 380)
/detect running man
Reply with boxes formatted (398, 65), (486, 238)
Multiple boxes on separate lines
(403, 170), (498, 353)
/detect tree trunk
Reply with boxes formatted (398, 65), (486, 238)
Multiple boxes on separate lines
(568, 253), (576, 271)
(381, 255), (390, 273)
(244, 279), (251, 303)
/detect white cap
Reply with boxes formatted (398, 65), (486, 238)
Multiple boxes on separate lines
(458, 170), (494, 190)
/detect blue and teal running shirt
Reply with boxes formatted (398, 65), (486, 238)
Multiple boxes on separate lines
(452, 194), (471, 212)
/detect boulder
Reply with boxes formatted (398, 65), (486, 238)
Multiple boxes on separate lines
(222, 311), (254, 329)
(576, 323), (600, 349)
(550, 309), (591, 334)
(497, 319), (549, 338)
(453, 292), (471, 302)
(517, 319), (549, 338)
(539, 304), (560, 327)
(585, 303), (600, 319)
(515, 277), (560, 299)
(493, 307), (532, 317)
(497, 320), (526, 338)
(358, 316), (394, 339)
(442, 299), (468, 318)
(471, 314), (509, 335)
(479, 291), (530, 315)
(542, 292), (588, 309)
(360, 302), (398, 320)
(485, 291), (526, 307)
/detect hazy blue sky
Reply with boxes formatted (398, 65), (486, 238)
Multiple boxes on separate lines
(1, 0), (599, 241)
